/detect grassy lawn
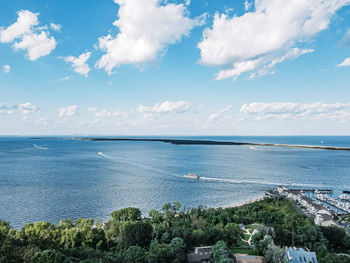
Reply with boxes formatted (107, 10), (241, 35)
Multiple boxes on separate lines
(245, 223), (260, 230)
(243, 233), (251, 241)
(232, 247), (256, 255)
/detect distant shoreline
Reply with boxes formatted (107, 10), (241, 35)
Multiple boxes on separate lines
(31, 137), (350, 151)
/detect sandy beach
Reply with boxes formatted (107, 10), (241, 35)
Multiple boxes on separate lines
(218, 195), (267, 209)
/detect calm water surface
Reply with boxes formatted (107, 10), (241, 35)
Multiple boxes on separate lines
(0, 136), (350, 228)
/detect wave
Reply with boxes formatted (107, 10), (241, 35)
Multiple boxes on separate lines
(32, 144), (48, 150)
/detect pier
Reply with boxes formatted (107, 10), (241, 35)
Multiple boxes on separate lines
(315, 194), (350, 214)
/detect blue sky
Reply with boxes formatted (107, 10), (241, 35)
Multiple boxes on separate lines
(1, 0), (350, 135)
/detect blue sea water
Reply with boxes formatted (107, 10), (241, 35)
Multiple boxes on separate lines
(0, 136), (350, 228)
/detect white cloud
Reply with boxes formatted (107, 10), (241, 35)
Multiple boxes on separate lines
(50, 23), (61, 31)
(2, 64), (10, 73)
(16, 102), (40, 114)
(96, 0), (205, 74)
(336, 57), (350, 67)
(0, 102), (39, 115)
(94, 109), (120, 117)
(208, 105), (232, 121)
(240, 102), (350, 122)
(0, 10), (38, 43)
(60, 76), (71, 81)
(106, 81), (112, 86)
(14, 31), (56, 61)
(138, 101), (190, 114)
(87, 107), (97, 112)
(198, 0), (349, 81)
(58, 105), (78, 117)
(0, 10), (57, 60)
(35, 118), (50, 126)
(244, 0), (252, 11)
(64, 52), (91, 77)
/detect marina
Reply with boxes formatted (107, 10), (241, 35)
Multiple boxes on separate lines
(266, 186), (350, 231)
(315, 193), (350, 213)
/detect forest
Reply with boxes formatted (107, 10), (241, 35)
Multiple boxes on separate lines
(1, 198), (349, 263)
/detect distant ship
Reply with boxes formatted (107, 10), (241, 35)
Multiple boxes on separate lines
(184, 173), (199, 179)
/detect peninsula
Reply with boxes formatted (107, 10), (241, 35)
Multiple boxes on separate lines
(41, 137), (350, 151)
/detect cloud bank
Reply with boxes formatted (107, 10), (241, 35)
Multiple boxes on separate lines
(198, 0), (350, 81)
(241, 102), (350, 122)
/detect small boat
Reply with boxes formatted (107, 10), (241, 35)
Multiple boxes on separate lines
(339, 194), (350, 201)
(184, 173), (199, 179)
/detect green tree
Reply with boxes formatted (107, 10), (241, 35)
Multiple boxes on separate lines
(119, 221), (153, 248)
(147, 241), (173, 263)
(22, 222), (58, 250)
(123, 245), (146, 263)
(264, 243), (286, 263)
(223, 223), (242, 247)
(321, 226), (350, 252)
(210, 241), (236, 263)
(30, 249), (67, 263)
(170, 237), (186, 263)
(111, 207), (142, 222)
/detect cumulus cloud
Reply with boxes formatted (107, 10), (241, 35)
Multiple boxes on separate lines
(208, 105), (232, 121)
(0, 102), (39, 115)
(198, 0), (349, 81)
(14, 31), (56, 60)
(0, 10), (57, 60)
(336, 57), (350, 67)
(138, 101), (190, 114)
(240, 102), (350, 122)
(0, 10), (38, 43)
(58, 105), (78, 117)
(2, 64), (10, 73)
(50, 23), (61, 31)
(64, 52), (91, 77)
(96, 0), (205, 74)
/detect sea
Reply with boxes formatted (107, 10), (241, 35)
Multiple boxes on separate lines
(0, 136), (349, 228)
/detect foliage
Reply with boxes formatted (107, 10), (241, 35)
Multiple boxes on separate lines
(210, 241), (236, 263)
(0, 198), (349, 262)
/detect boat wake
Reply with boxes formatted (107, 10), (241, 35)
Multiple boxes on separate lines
(249, 146), (263, 151)
(199, 176), (325, 188)
(98, 152), (111, 158)
(32, 144), (48, 150)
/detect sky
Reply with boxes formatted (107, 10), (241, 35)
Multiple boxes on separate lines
(1, 0), (350, 136)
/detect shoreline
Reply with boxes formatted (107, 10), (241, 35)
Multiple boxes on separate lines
(32, 137), (350, 151)
(218, 195), (267, 209)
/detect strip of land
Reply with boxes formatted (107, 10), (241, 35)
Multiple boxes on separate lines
(38, 137), (350, 151)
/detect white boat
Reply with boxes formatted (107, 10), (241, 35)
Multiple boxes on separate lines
(339, 194), (350, 201)
(184, 173), (199, 179)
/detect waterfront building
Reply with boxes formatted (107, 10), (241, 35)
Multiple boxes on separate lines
(285, 247), (318, 263)
(314, 209), (336, 227)
(187, 246), (212, 263)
